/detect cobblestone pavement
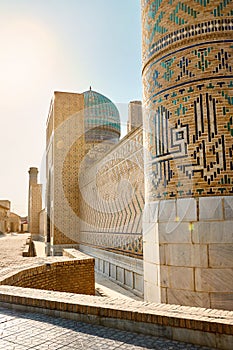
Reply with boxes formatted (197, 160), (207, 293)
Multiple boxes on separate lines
(0, 307), (215, 350)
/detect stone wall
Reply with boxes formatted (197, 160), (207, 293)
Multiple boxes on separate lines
(79, 244), (144, 297)
(144, 197), (233, 309)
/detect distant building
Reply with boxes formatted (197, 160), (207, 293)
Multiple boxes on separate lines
(8, 212), (21, 232)
(27, 88), (144, 296)
(0, 200), (21, 233)
(0, 201), (10, 233)
(20, 216), (28, 232)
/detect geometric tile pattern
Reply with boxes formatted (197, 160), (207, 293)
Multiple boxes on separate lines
(79, 232), (143, 256)
(142, 0), (233, 200)
(46, 92), (144, 257)
(79, 128), (144, 256)
(142, 1), (233, 61)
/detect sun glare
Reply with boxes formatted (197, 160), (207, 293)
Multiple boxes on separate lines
(0, 18), (56, 93)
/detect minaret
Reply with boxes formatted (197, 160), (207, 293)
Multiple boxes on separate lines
(28, 167), (38, 185)
(127, 101), (142, 133)
(142, 0), (233, 310)
(28, 167), (42, 238)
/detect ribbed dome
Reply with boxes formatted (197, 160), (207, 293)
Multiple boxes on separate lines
(83, 89), (121, 142)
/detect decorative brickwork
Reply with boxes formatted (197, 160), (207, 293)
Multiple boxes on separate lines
(142, 0), (233, 199)
(142, 0), (233, 309)
(1, 250), (95, 295)
(46, 91), (145, 258)
(79, 127), (144, 257)
(46, 92), (85, 250)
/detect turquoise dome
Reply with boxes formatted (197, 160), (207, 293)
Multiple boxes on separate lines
(83, 89), (121, 142)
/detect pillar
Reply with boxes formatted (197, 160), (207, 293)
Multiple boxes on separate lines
(28, 167), (42, 237)
(142, 0), (233, 310)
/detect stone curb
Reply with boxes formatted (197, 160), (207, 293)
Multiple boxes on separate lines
(0, 285), (232, 349)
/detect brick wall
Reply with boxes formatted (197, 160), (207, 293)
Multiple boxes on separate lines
(45, 92), (145, 258)
(39, 209), (47, 238)
(46, 92), (85, 250)
(1, 253), (95, 295)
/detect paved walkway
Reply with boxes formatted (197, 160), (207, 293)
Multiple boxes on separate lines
(0, 307), (214, 350)
(0, 234), (225, 349)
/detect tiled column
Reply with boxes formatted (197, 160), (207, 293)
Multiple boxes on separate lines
(142, 0), (233, 309)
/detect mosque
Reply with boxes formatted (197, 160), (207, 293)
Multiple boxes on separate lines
(28, 0), (233, 310)
(28, 88), (145, 296)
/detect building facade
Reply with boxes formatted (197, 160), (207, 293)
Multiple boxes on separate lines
(29, 1), (233, 308)
(46, 91), (84, 253)
(8, 212), (21, 232)
(142, 0), (233, 309)
(0, 200), (21, 233)
(0, 201), (10, 233)
(44, 89), (144, 296)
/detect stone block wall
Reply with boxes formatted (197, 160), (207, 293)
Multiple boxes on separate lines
(144, 197), (233, 310)
(79, 244), (144, 297)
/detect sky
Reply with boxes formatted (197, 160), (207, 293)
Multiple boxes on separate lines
(0, 0), (142, 216)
